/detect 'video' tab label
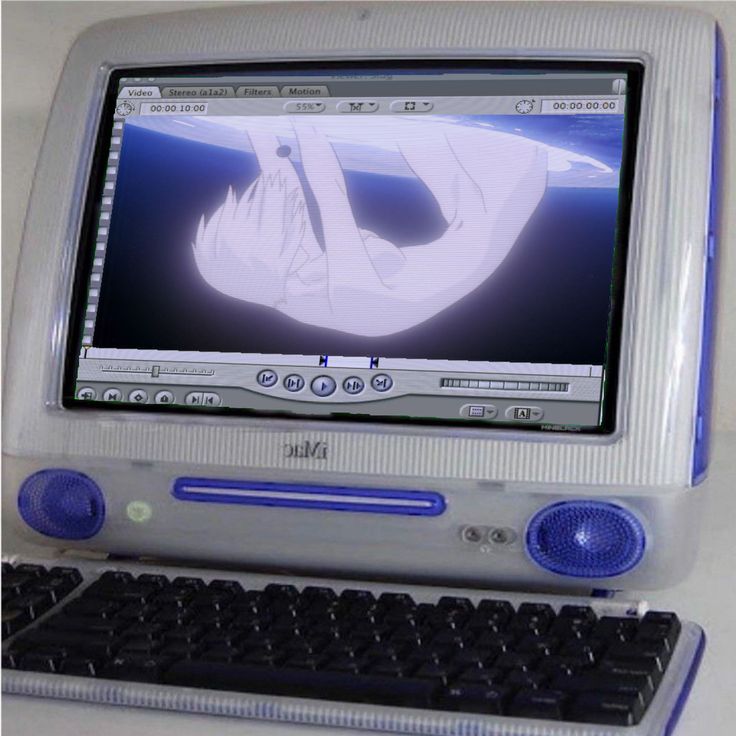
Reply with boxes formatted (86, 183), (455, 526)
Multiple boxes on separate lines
(118, 86), (161, 99)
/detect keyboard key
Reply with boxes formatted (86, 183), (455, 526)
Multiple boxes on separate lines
(165, 661), (438, 708)
(450, 648), (494, 670)
(558, 605), (597, 624)
(208, 579), (244, 595)
(100, 654), (172, 683)
(495, 652), (538, 671)
(569, 691), (645, 726)
(538, 654), (590, 678)
(160, 641), (202, 659)
(378, 592), (415, 609)
(152, 606), (194, 625)
(437, 596), (474, 612)
(172, 577), (206, 590)
(598, 659), (664, 687)
(20, 649), (66, 673)
(603, 640), (670, 672)
(119, 603), (159, 622)
(456, 666), (506, 686)
(2, 573), (34, 597)
(431, 627), (474, 648)
(560, 638), (605, 663)
(48, 567), (83, 586)
(549, 617), (594, 641)
(202, 645), (242, 663)
(2, 608), (32, 639)
(136, 574), (170, 587)
(477, 600), (514, 621)
(368, 658), (409, 677)
(99, 571), (134, 584)
(61, 655), (99, 677)
(18, 629), (121, 658)
(510, 604), (555, 635)
(593, 616), (638, 642)
(508, 689), (569, 720)
(152, 587), (196, 608)
(516, 634), (560, 656)
(35, 576), (79, 604)
(263, 583), (299, 600)
(436, 684), (512, 714)
(301, 586), (338, 603)
(2, 651), (21, 669)
(474, 631), (516, 655)
(123, 622), (166, 640)
(505, 669), (548, 690)
(552, 672), (654, 707)
(637, 611), (681, 650)
(86, 581), (157, 604)
(323, 653), (366, 674)
(413, 661), (456, 684)
(45, 616), (125, 637)
(64, 598), (121, 619)
(339, 589), (375, 604)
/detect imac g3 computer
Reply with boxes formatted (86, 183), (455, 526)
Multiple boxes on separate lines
(2, 3), (721, 734)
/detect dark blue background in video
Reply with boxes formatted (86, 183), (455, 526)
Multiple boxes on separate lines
(94, 121), (623, 365)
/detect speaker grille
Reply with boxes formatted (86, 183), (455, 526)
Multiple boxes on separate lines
(18, 469), (105, 540)
(526, 500), (645, 578)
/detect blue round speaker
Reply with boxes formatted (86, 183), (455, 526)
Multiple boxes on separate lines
(526, 500), (645, 578)
(18, 469), (105, 540)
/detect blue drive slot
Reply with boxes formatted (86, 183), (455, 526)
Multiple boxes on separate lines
(172, 478), (446, 516)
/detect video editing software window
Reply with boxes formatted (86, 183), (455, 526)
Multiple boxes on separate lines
(64, 62), (642, 432)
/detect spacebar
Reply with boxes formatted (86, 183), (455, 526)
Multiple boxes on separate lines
(164, 661), (438, 707)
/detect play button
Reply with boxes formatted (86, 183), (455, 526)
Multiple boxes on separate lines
(310, 375), (336, 397)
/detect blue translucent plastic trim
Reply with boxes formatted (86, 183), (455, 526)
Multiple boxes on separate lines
(692, 26), (723, 484)
(172, 478), (446, 516)
(664, 626), (706, 736)
(18, 468), (106, 540)
(526, 500), (646, 578)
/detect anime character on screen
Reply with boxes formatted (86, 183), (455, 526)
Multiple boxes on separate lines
(191, 117), (611, 337)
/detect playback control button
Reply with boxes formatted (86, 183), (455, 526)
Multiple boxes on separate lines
(185, 392), (221, 407)
(128, 389), (148, 404)
(154, 390), (174, 405)
(343, 377), (365, 395)
(284, 374), (305, 392)
(257, 369), (278, 388)
(311, 376), (336, 397)
(371, 374), (393, 392)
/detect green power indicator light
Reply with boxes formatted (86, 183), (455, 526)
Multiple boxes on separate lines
(126, 501), (153, 523)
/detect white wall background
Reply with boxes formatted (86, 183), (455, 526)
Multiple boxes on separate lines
(3, 0), (734, 428)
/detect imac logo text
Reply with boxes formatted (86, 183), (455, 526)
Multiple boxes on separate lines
(283, 440), (328, 460)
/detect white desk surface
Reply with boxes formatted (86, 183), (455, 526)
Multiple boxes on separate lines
(3, 1), (735, 734)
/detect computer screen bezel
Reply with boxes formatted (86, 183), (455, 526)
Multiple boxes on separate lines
(60, 58), (644, 436)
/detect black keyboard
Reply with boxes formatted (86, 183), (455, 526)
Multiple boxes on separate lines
(1, 564), (693, 728)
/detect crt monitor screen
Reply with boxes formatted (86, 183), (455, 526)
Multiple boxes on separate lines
(64, 61), (642, 433)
